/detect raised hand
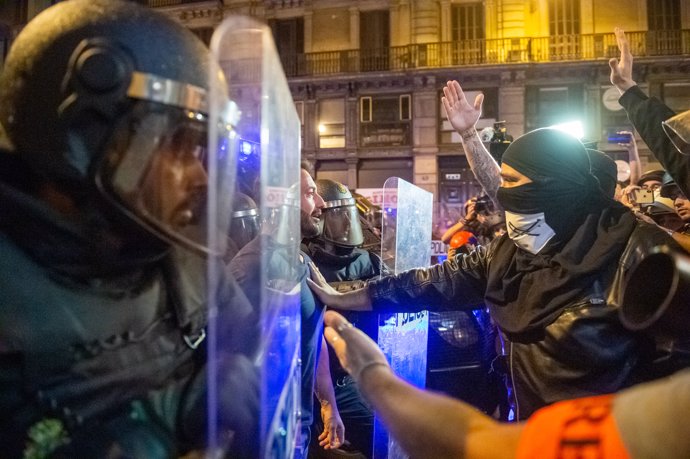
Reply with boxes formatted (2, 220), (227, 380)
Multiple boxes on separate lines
(609, 27), (636, 94)
(441, 80), (483, 134)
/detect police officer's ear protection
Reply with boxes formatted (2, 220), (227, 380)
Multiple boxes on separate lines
(57, 39), (135, 178)
(58, 38), (134, 124)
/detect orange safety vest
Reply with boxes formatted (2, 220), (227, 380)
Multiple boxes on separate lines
(516, 394), (631, 459)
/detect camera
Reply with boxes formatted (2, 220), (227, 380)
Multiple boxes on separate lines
(633, 188), (655, 205)
(474, 195), (494, 215)
(607, 132), (633, 143)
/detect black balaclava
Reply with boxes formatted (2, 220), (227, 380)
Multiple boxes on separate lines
(496, 128), (603, 253)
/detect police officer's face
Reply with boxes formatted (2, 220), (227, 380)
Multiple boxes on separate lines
(140, 139), (208, 229)
(300, 169), (325, 238)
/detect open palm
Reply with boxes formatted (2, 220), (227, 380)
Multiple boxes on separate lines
(441, 80), (483, 133)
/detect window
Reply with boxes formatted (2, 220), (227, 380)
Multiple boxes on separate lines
(647, 0), (681, 55)
(361, 97), (372, 123)
(525, 85), (584, 132)
(400, 95), (411, 121)
(439, 88), (497, 144)
(451, 3), (484, 41)
(270, 18), (304, 76)
(548, 0), (580, 59)
(318, 99), (345, 149)
(451, 3), (485, 64)
(359, 94), (411, 147)
(360, 10), (390, 71)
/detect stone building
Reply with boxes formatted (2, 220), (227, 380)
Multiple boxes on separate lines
(4, 0), (690, 226)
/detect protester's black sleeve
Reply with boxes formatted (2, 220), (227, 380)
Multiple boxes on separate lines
(367, 246), (488, 312)
(619, 85), (690, 196)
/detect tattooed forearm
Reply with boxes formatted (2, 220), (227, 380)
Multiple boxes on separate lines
(461, 130), (502, 204)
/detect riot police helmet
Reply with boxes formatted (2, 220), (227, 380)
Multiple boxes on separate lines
(0, 0), (238, 254)
(230, 192), (260, 250)
(315, 179), (364, 248)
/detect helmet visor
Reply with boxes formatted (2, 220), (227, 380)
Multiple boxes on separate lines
(229, 214), (260, 250)
(662, 109), (690, 156)
(320, 205), (364, 247)
(98, 102), (236, 255)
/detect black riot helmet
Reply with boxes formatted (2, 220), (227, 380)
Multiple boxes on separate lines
(229, 192), (260, 250)
(315, 179), (364, 248)
(0, 0), (238, 255)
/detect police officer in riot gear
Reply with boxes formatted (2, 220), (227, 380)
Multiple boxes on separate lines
(226, 191), (261, 260)
(305, 179), (388, 458)
(0, 1), (256, 457)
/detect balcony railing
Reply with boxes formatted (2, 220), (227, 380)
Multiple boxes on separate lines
(279, 30), (690, 78)
(144, 0), (219, 7)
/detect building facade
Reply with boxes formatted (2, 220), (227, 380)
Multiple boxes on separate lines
(4, 0), (690, 227)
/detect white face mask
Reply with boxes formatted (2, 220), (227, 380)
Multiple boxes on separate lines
(504, 211), (555, 255)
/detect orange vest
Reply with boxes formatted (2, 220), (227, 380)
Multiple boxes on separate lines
(516, 394), (630, 459)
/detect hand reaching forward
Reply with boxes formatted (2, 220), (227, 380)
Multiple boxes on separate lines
(323, 310), (390, 384)
(307, 262), (372, 311)
(441, 80), (483, 134)
(609, 27), (636, 94)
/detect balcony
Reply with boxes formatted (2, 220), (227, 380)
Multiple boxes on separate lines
(144, 0), (219, 7)
(278, 30), (690, 78)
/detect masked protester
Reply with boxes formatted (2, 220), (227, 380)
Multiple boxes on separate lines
(309, 127), (686, 420)
(0, 1), (259, 457)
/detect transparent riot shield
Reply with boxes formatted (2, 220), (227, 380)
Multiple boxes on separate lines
(374, 177), (433, 459)
(209, 16), (302, 458)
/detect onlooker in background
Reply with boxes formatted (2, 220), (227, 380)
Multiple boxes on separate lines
(643, 195), (684, 234)
(442, 197), (481, 258)
(661, 173), (690, 234)
(619, 130), (642, 187)
(620, 169), (665, 209)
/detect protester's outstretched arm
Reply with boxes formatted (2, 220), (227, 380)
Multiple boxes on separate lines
(609, 27), (636, 95)
(323, 310), (522, 459)
(442, 80), (502, 203)
(315, 335), (345, 450)
(307, 262), (373, 311)
(609, 28), (690, 197)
